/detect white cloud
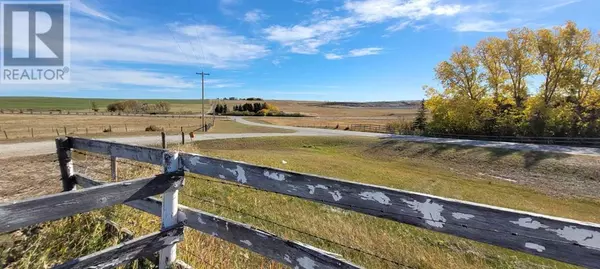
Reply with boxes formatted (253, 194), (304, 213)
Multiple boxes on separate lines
(324, 47), (383, 59)
(348, 47), (382, 57)
(325, 53), (344, 60)
(540, 0), (580, 12)
(294, 0), (322, 4)
(1, 65), (193, 93)
(452, 0), (581, 32)
(265, 0), (467, 54)
(264, 16), (360, 54)
(63, 19), (269, 69)
(344, 0), (465, 23)
(454, 19), (523, 32)
(219, 0), (239, 15)
(244, 9), (268, 23)
(386, 21), (411, 32)
(71, 0), (115, 22)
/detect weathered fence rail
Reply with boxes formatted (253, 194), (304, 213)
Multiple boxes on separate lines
(0, 140), (187, 268)
(68, 136), (600, 268)
(3, 136), (600, 268)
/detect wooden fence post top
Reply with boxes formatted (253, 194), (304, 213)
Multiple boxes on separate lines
(56, 137), (75, 191)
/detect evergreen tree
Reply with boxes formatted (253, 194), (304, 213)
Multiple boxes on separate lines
(413, 99), (427, 131)
(223, 104), (228, 114)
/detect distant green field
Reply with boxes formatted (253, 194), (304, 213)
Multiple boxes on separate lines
(0, 96), (208, 111)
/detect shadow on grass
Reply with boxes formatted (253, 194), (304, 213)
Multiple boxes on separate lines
(371, 138), (570, 169)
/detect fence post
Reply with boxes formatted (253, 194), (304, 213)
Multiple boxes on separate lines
(110, 156), (117, 182)
(161, 132), (166, 149)
(63, 126), (67, 135)
(181, 132), (185, 145)
(160, 151), (181, 268)
(55, 129), (60, 136)
(3, 130), (7, 139)
(55, 137), (75, 191)
(31, 128), (33, 138)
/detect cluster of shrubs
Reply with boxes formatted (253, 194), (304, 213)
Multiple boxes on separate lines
(214, 104), (228, 114)
(227, 102), (286, 116)
(145, 125), (163, 132)
(106, 100), (171, 114)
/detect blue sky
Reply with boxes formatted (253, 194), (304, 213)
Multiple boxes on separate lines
(1, 0), (598, 101)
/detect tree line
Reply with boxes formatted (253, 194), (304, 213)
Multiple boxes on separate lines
(106, 100), (171, 114)
(424, 21), (599, 137)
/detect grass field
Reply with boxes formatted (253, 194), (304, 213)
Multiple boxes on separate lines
(0, 97), (419, 118)
(3, 137), (598, 268)
(0, 96), (208, 113)
(0, 115), (293, 143)
(243, 116), (404, 128)
(0, 114), (205, 142)
(221, 99), (419, 117)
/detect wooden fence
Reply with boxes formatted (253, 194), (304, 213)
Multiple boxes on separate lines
(2, 136), (600, 268)
(0, 109), (206, 118)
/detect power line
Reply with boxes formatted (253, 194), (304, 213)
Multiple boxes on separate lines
(166, 24), (193, 65)
(187, 0), (207, 67)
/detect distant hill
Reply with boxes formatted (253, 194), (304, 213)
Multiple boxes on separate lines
(318, 101), (420, 109)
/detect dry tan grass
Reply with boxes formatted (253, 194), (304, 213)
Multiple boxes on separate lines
(222, 100), (419, 117)
(0, 154), (61, 202)
(244, 116), (402, 128)
(0, 114), (203, 141)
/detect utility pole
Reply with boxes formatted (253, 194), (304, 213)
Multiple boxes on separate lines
(196, 72), (210, 131)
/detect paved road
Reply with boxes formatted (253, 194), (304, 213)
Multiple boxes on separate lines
(2, 117), (600, 158)
(0, 121), (384, 159)
(234, 117), (600, 157)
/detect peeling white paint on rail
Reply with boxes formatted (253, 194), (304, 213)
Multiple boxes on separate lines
(359, 191), (391, 205)
(226, 165), (247, 183)
(403, 199), (446, 228)
(307, 184), (328, 194)
(452, 212), (475, 220)
(525, 242), (545, 252)
(511, 218), (600, 249)
(552, 226), (600, 249)
(189, 156), (208, 166)
(284, 254), (292, 263)
(264, 170), (286, 181)
(329, 191), (342, 201)
(511, 217), (548, 229)
(240, 240), (252, 246)
(296, 256), (316, 269)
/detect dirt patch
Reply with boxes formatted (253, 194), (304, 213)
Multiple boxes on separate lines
(0, 154), (61, 202)
(365, 140), (600, 199)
